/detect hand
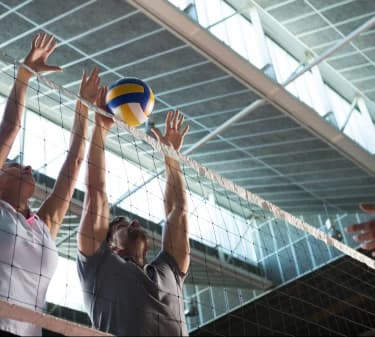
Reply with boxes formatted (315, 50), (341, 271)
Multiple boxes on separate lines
(360, 203), (375, 213)
(22, 33), (62, 78)
(346, 203), (375, 256)
(95, 86), (114, 131)
(151, 110), (189, 152)
(79, 68), (100, 105)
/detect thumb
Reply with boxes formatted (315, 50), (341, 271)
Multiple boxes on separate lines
(41, 64), (63, 73)
(150, 128), (162, 142)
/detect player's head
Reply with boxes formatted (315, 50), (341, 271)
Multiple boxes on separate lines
(0, 162), (35, 201)
(106, 216), (148, 266)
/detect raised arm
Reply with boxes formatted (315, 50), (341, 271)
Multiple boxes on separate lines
(0, 33), (61, 169)
(78, 86), (114, 257)
(151, 110), (190, 274)
(38, 68), (100, 239)
(346, 203), (375, 257)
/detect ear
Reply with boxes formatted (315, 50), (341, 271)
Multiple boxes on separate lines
(110, 245), (120, 254)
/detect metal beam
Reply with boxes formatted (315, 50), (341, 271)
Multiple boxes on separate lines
(0, 0), (97, 49)
(128, 0), (375, 176)
(230, 168), (364, 185)
(190, 136), (317, 159)
(233, 0), (375, 122)
(0, 0), (32, 22)
(111, 98), (265, 208)
(32, 170), (271, 289)
(185, 99), (267, 155)
(338, 62), (371, 73)
(284, 15), (375, 86)
(280, 0), (353, 25)
(340, 96), (358, 132)
(298, 11), (375, 39)
(304, 0), (375, 74)
(249, 5), (274, 78)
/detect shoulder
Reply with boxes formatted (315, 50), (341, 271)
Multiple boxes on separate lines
(0, 199), (13, 214)
(78, 240), (111, 264)
(0, 200), (20, 232)
(149, 250), (186, 284)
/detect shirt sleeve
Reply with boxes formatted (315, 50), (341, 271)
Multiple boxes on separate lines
(150, 250), (187, 286)
(76, 241), (110, 286)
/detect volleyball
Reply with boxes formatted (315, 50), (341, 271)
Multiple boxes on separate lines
(106, 78), (155, 127)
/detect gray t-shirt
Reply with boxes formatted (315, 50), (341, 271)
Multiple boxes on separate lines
(77, 242), (188, 336)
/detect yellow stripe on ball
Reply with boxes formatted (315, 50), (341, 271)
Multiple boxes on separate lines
(116, 104), (142, 127)
(144, 90), (155, 117)
(107, 83), (145, 101)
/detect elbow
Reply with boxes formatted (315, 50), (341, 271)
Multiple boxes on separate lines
(76, 155), (85, 166)
(179, 197), (189, 216)
(85, 182), (107, 198)
(63, 154), (85, 177)
(71, 155), (85, 169)
(173, 195), (189, 215)
(180, 207), (188, 219)
(168, 204), (188, 220)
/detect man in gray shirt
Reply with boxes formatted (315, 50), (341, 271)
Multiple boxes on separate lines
(77, 89), (190, 337)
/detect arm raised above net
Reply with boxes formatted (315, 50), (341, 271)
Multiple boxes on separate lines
(38, 68), (100, 239)
(151, 110), (190, 274)
(0, 33), (61, 169)
(346, 203), (375, 257)
(78, 86), (115, 257)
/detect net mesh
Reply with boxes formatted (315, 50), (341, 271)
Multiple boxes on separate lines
(0, 51), (374, 337)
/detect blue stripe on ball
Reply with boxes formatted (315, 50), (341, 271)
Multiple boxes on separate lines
(108, 78), (146, 91)
(107, 92), (149, 110)
(139, 90), (150, 111)
(105, 104), (114, 114)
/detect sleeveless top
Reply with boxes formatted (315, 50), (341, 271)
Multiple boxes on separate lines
(0, 200), (58, 336)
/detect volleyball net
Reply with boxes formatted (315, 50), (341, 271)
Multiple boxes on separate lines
(0, 50), (374, 336)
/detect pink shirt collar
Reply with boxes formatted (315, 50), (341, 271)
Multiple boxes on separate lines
(0, 199), (37, 227)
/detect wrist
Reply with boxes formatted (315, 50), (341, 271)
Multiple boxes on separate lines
(165, 156), (180, 170)
(94, 124), (110, 137)
(77, 100), (89, 113)
(17, 66), (33, 82)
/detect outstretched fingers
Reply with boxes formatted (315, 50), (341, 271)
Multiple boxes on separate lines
(165, 110), (173, 130)
(88, 67), (100, 85)
(172, 110), (179, 130)
(346, 221), (371, 233)
(177, 112), (184, 130)
(81, 69), (87, 85)
(360, 203), (375, 214)
(151, 128), (162, 142)
(39, 32), (47, 47)
(44, 34), (55, 51)
(32, 33), (40, 49)
(97, 86), (108, 110)
(34, 32), (46, 48)
(46, 39), (57, 57)
(181, 124), (190, 137)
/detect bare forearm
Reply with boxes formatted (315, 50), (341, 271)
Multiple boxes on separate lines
(67, 101), (89, 163)
(163, 156), (190, 273)
(37, 102), (89, 238)
(87, 125), (108, 192)
(3, 68), (32, 128)
(0, 69), (32, 164)
(165, 156), (188, 214)
(79, 125), (110, 255)
(51, 102), (88, 201)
